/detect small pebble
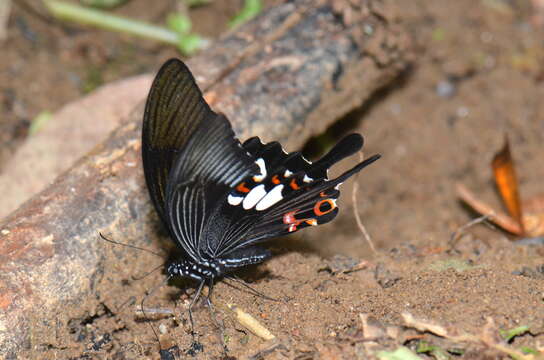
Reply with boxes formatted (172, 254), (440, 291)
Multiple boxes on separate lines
(436, 80), (456, 98)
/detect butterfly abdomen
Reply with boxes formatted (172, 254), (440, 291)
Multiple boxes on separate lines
(167, 247), (272, 280)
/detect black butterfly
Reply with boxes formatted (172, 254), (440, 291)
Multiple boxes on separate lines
(142, 58), (380, 299)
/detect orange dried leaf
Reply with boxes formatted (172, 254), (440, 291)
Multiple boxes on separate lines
(491, 137), (524, 231)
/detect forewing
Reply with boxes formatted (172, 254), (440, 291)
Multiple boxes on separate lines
(142, 59), (215, 225)
(142, 59), (259, 259)
(167, 114), (258, 191)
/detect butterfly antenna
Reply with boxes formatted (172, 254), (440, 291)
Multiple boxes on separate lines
(224, 275), (281, 302)
(99, 232), (164, 258)
(140, 275), (171, 353)
(131, 263), (164, 281)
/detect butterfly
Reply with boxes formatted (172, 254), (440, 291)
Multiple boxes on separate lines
(142, 58), (380, 302)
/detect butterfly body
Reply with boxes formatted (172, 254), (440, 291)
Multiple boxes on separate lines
(166, 249), (271, 282)
(143, 59), (380, 285)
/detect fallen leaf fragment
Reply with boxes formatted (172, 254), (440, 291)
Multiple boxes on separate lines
(401, 313), (541, 360)
(456, 183), (523, 235)
(492, 137), (524, 229)
(376, 346), (423, 360)
(456, 136), (544, 238)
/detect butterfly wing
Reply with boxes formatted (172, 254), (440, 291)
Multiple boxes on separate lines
(142, 59), (258, 260)
(142, 59), (214, 225)
(210, 134), (380, 258)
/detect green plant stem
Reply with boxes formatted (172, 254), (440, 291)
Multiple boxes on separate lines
(44, 0), (179, 45)
(80, 0), (129, 9)
(229, 0), (262, 28)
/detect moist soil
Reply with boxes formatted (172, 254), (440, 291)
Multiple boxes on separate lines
(2, 0), (544, 359)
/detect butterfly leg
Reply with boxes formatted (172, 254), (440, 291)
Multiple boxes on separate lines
(205, 277), (229, 354)
(188, 280), (206, 339)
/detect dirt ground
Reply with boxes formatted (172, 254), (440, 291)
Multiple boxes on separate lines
(2, 0), (544, 359)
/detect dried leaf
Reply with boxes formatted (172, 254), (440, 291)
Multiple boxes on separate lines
(491, 137), (524, 231)
(456, 183), (523, 235)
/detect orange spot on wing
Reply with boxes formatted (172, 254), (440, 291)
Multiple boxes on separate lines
(290, 179), (300, 190)
(272, 175), (281, 184)
(236, 182), (251, 193)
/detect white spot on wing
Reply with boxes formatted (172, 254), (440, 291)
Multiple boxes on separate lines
(335, 182), (343, 190)
(301, 155), (312, 164)
(243, 184), (267, 209)
(253, 158), (267, 182)
(303, 175), (313, 183)
(284, 169), (293, 177)
(228, 194), (244, 206)
(256, 185), (284, 211)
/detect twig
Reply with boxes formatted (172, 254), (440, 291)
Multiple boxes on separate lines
(352, 152), (377, 254)
(227, 303), (275, 340)
(135, 307), (174, 315)
(449, 214), (493, 248)
(401, 313), (537, 360)
(456, 183), (523, 235)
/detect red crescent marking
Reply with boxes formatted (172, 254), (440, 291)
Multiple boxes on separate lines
(283, 210), (297, 224)
(272, 175), (281, 185)
(236, 182), (251, 193)
(290, 178), (300, 190)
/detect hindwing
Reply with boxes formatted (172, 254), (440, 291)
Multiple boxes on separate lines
(207, 134), (381, 257)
